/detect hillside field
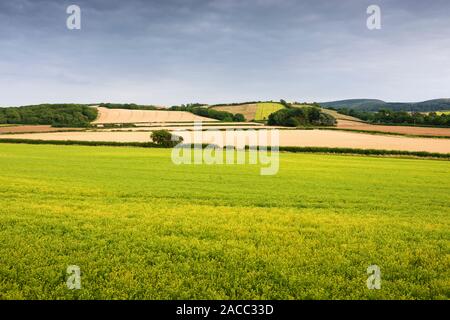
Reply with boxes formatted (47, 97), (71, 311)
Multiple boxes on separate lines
(320, 108), (362, 122)
(93, 107), (217, 124)
(211, 103), (284, 121)
(254, 103), (285, 121)
(0, 144), (448, 299)
(337, 120), (450, 137)
(320, 99), (450, 112)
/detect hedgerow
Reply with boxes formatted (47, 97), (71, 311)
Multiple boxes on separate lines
(1, 139), (448, 159)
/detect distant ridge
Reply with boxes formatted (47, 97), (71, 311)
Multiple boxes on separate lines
(319, 99), (450, 112)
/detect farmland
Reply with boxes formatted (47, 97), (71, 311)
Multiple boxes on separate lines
(254, 103), (285, 121)
(0, 143), (449, 299)
(211, 104), (259, 121)
(3, 129), (450, 153)
(211, 102), (285, 121)
(337, 120), (450, 137)
(93, 107), (216, 124)
(0, 125), (84, 134)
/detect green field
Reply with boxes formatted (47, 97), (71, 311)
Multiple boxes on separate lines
(0, 144), (449, 299)
(255, 103), (284, 121)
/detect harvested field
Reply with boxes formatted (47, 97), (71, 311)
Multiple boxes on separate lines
(0, 125), (84, 134)
(211, 103), (285, 121)
(321, 109), (362, 121)
(176, 129), (450, 153)
(3, 129), (450, 153)
(133, 122), (263, 127)
(337, 120), (450, 137)
(96, 125), (278, 131)
(211, 104), (258, 121)
(93, 107), (217, 124)
(0, 131), (153, 143)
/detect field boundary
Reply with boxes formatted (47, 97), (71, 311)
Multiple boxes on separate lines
(276, 146), (450, 159)
(2, 126), (449, 139)
(1, 138), (449, 159)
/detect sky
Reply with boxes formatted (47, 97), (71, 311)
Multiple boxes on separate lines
(1, 0), (449, 107)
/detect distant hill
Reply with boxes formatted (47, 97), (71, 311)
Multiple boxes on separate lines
(320, 99), (450, 112)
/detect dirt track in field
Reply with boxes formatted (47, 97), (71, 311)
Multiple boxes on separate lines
(2, 129), (450, 154)
(337, 120), (450, 137)
(93, 107), (217, 124)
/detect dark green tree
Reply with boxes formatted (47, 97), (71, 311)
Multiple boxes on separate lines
(151, 130), (183, 147)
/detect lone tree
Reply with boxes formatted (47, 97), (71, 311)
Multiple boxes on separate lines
(151, 130), (183, 147)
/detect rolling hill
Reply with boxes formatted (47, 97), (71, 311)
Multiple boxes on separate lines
(211, 102), (285, 121)
(93, 107), (217, 124)
(320, 99), (450, 112)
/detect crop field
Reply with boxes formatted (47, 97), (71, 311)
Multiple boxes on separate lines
(0, 125), (84, 134)
(93, 107), (217, 124)
(211, 103), (284, 121)
(320, 108), (362, 122)
(211, 104), (259, 121)
(337, 120), (450, 137)
(0, 143), (449, 299)
(4, 129), (450, 153)
(254, 103), (284, 121)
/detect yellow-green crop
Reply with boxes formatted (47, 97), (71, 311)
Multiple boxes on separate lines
(0, 143), (449, 299)
(255, 103), (284, 121)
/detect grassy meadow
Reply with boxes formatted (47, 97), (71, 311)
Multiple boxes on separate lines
(0, 143), (449, 299)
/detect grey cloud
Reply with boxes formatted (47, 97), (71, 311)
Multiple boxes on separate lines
(0, 0), (449, 106)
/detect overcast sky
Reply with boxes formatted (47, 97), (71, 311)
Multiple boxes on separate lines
(1, 0), (449, 106)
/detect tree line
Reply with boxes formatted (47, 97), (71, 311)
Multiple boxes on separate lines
(336, 108), (450, 127)
(268, 106), (336, 127)
(210, 101), (265, 107)
(99, 103), (159, 110)
(170, 105), (245, 122)
(101, 103), (246, 122)
(0, 104), (98, 127)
